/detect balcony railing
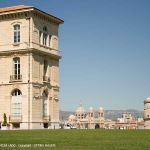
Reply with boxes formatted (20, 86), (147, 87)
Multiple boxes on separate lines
(9, 115), (22, 122)
(43, 76), (50, 83)
(43, 115), (50, 122)
(10, 74), (22, 82)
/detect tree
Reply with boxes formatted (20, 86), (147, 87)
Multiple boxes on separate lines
(2, 113), (7, 126)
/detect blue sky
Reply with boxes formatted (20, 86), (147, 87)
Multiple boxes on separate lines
(0, 0), (150, 111)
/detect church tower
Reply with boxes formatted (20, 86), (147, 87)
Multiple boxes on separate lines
(0, 5), (64, 129)
(88, 106), (95, 129)
(144, 97), (150, 129)
(98, 107), (105, 128)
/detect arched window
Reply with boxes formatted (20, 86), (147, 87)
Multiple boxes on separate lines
(11, 89), (22, 119)
(11, 89), (22, 96)
(14, 24), (20, 43)
(43, 26), (48, 46)
(99, 112), (104, 117)
(13, 57), (21, 80)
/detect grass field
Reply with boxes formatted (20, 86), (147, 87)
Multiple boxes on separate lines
(0, 129), (150, 150)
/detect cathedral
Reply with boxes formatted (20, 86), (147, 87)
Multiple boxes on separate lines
(0, 5), (63, 129)
(68, 104), (105, 129)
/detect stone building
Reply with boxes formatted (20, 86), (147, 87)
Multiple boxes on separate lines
(0, 5), (63, 129)
(144, 97), (150, 129)
(68, 104), (105, 129)
(116, 113), (137, 129)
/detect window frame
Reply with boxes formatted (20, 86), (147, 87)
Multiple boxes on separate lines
(11, 89), (22, 96)
(13, 57), (20, 80)
(43, 26), (48, 46)
(11, 89), (22, 117)
(43, 60), (48, 76)
(13, 24), (20, 44)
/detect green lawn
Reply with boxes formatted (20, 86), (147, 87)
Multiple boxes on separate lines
(0, 129), (150, 150)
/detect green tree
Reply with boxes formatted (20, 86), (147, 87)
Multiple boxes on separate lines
(2, 113), (7, 126)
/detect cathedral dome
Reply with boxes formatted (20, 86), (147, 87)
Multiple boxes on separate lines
(99, 107), (104, 112)
(89, 106), (94, 112)
(76, 104), (84, 114)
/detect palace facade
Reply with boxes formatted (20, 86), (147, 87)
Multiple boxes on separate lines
(0, 5), (63, 129)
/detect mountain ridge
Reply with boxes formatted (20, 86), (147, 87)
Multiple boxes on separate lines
(60, 109), (143, 121)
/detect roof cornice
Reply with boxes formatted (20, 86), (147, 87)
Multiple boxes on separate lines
(0, 5), (64, 24)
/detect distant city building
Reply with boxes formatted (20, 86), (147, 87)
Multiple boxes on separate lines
(107, 113), (143, 130)
(68, 104), (105, 129)
(104, 119), (116, 129)
(117, 113), (134, 123)
(144, 97), (150, 129)
(0, 5), (63, 129)
(115, 113), (138, 129)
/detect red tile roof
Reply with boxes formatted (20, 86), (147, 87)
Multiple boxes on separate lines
(0, 5), (33, 13)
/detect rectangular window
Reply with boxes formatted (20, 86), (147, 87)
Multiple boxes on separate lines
(14, 25), (20, 43)
(49, 35), (52, 47)
(14, 58), (20, 80)
(43, 60), (48, 76)
(39, 31), (42, 44)
(43, 33), (47, 46)
(14, 32), (17, 43)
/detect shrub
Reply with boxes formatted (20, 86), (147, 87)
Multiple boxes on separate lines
(2, 113), (7, 126)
